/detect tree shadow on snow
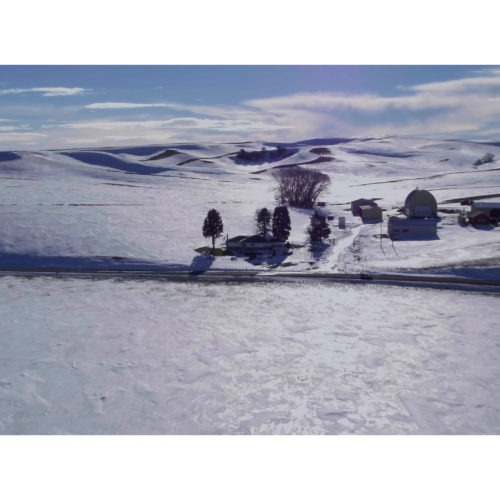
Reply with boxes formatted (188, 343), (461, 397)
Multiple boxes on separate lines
(0, 253), (180, 270)
(246, 253), (288, 267)
(189, 253), (216, 274)
(309, 242), (330, 260)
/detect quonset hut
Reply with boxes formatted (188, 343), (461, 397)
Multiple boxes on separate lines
(404, 189), (437, 218)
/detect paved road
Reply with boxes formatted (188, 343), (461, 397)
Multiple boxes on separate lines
(1, 267), (500, 294)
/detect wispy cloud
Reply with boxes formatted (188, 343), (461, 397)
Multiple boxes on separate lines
(401, 70), (500, 94)
(0, 131), (47, 146)
(243, 68), (500, 114)
(0, 125), (25, 132)
(57, 116), (290, 132)
(0, 87), (89, 97)
(241, 68), (500, 139)
(29, 115), (292, 149)
(85, 102), (171, 109)
(244, 90), (486, 113)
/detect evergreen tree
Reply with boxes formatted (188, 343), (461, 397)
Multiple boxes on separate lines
(256, 207), (271, 237)
(308, 212), (330, 242)
(272, 205), (291, 241)
(202, 209), (224, 251)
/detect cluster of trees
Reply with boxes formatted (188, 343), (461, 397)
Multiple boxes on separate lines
(235, 145), (293, 164)
(202, 205), (292, 251)
(202, 204), (331, 252)
(273, 166), (330, 209)
(473, 152), (495, 167)
(255, 206), (291, 240)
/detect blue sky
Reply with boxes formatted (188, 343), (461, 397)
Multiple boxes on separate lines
(2, 65), (500, 150)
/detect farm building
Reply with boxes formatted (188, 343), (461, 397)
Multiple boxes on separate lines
(470, 201), (500, 221)
(351, 198), (379, 216)
(404, 189), (437, 218)
(226, 235), (289, 257)
(388, 216), (438, 239)
(359, 204), (383, 221)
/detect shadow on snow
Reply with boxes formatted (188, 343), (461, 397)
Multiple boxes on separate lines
(61, 151), (171, 175)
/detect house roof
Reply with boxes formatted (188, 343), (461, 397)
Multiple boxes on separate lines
(227, 235), (250, 243)
(352, 198), (378, 206)
(360, 204), (381, 211)
(227, 235), (285, 245)
(242, 235), (284, 244)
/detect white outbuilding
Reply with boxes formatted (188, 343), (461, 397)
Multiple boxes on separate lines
(388, 216), (437, 239)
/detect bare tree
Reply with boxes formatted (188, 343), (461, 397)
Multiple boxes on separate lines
(273, 166), (330, 209)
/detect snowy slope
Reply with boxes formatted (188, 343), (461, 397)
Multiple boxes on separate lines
(1, 136), (500, 275)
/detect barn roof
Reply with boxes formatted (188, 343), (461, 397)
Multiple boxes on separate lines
(404, 189), (436, 206)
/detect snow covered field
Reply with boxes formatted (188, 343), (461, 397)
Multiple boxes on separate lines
(1, 276), (499, 434)
(2, 135), (500, 435)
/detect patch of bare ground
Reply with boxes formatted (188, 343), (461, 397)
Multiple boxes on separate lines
(309, 147), (331, 155)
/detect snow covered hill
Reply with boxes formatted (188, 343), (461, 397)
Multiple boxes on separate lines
(1, 135), (500, 276)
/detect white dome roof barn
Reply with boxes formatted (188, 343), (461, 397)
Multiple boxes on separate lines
(404, 189), (437, 218)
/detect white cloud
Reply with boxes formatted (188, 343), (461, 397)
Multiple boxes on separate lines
(402, 71), (500, 94)
(0, 132), (47, 146)
(84, 102), (171, 109)
(244, 90), (487, 114)
(0, 87), (88, 97)
(0, 126), (22, 132)
(58, 116), (290, 132)
(29, 115), (292, 149)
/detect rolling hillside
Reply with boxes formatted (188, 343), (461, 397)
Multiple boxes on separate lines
(1, 135), (500, 276)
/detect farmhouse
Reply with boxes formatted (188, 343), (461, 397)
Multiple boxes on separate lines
(226, 235), (289, 257)
(388, 216), (438, 239)
(404, 189), (437, 218)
